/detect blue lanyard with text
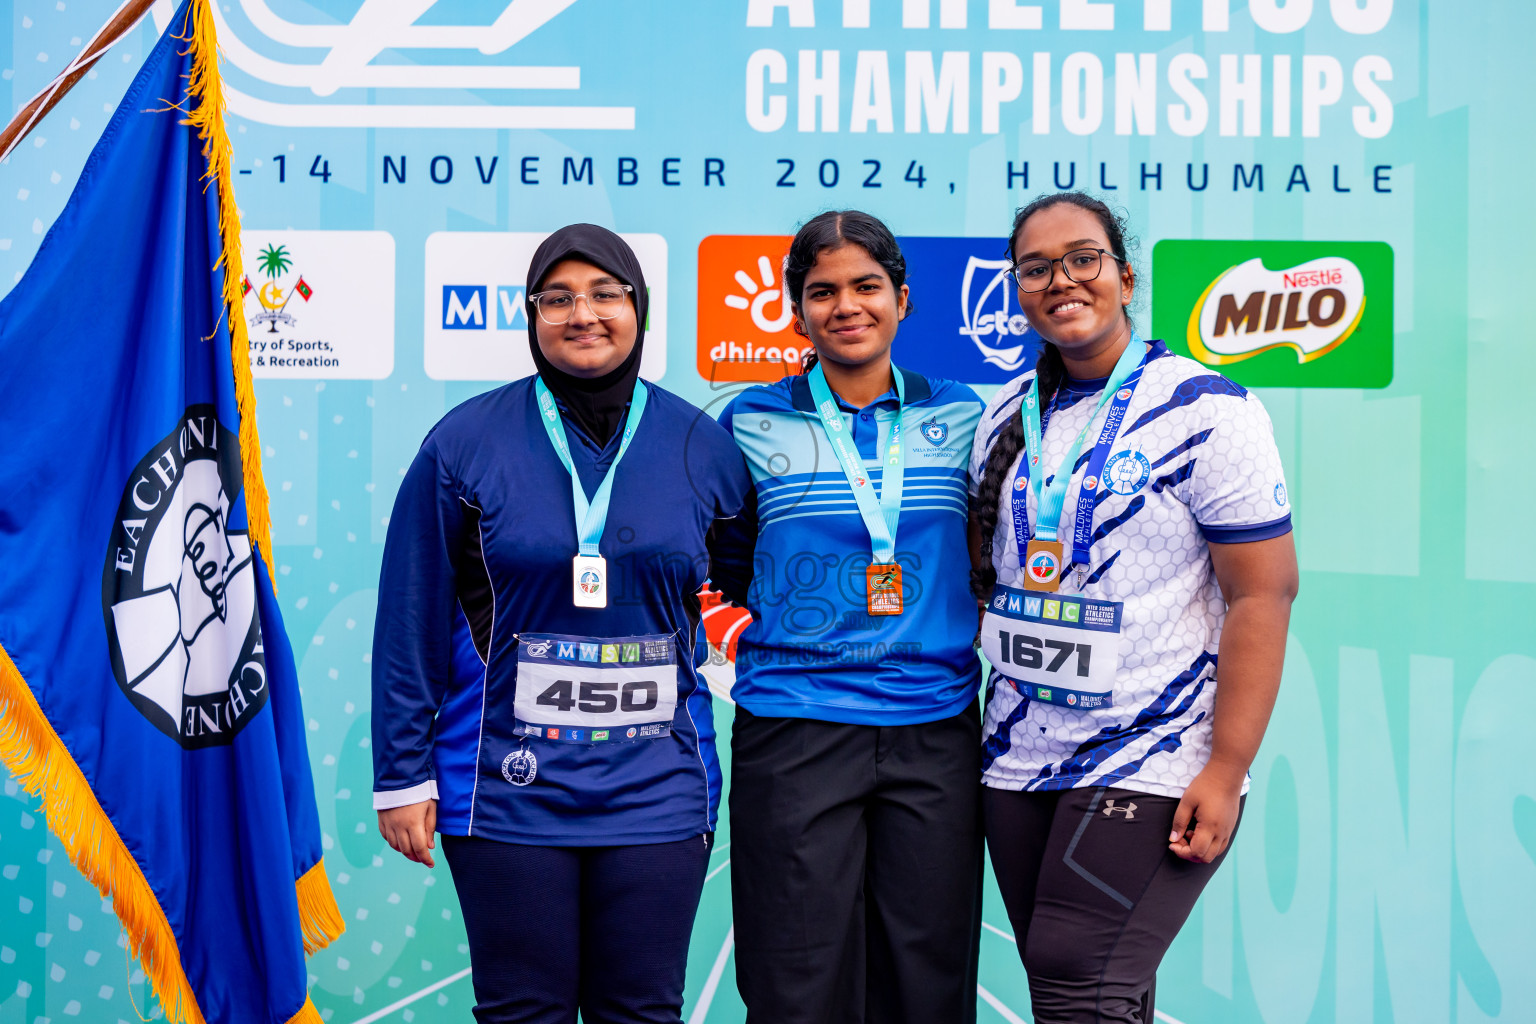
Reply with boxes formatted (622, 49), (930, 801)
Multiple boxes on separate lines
(807, 363), (906, 563)
(534, 377), (649, 557)
(1012, 337), (1149, 578)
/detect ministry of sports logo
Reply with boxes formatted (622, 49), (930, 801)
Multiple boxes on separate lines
(242, 243), (315, 334)
(101, 406), (268, 748)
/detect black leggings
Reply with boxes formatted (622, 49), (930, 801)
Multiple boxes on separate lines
(983, 785), (1242, 1024)
(441, 833), (711, 1024)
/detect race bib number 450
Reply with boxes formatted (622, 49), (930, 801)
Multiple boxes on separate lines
(514, 634), (679, 740)
(980, 586), (1122, 709)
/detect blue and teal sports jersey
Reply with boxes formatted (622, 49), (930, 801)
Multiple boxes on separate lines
(371, 378), (751, 845)
(711, 368), (984, 725)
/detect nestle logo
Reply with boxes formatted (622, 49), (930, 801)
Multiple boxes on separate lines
(1282, 267), (1344, 289)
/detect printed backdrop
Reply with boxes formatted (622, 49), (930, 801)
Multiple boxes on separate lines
(2, 1), (1533, 1022)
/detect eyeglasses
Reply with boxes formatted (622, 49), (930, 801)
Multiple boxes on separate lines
(1008, 248), (1126, 293)
(527, 284), (635, 325)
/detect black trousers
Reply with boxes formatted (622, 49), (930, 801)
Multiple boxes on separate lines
(983, 785), (1243, 1024)
(729, 702), (984, 1024)
(441, 833), (711, 1024)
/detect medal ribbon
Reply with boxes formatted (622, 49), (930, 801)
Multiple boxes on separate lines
(535, 377), (649, 558)
(1013, 336), (1149, 570)
(807, 363), (906, 564)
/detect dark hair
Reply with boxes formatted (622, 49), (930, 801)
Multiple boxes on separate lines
(782, 210), (914, 374)
(968, 191), (1135, 600)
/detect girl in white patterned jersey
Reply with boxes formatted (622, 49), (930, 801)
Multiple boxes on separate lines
(967, 192), (1299, 1024)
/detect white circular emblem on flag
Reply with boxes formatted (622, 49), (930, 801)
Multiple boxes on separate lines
(102, 406), (268, 748)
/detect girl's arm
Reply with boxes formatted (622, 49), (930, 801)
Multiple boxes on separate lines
(1168, 532), (1298, 863)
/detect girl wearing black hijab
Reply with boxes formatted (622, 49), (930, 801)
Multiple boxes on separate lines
(371, 225), (753, 1023)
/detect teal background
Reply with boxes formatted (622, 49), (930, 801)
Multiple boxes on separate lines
(2, 2), (1535, 1022)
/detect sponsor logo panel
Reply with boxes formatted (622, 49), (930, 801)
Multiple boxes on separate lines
(425, 231), (667, 381)
(696, 235), (1042, 386)
(896, 236), (1041, 383)
(1152, 239), (1393, 387)
(241, 230), (395, 379)
(696, 235), (806, 383)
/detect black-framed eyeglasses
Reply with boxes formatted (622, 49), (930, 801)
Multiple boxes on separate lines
(527, 284), (635, 325)
(1008, 248), (1127, 293)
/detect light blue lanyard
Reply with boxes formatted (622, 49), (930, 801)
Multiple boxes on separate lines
(534, 377), (649, 558)
(1017, 337), (1147, 550)
(807, 363), (906, 564)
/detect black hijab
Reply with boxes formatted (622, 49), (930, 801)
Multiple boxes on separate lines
(525, 224), (648, 445)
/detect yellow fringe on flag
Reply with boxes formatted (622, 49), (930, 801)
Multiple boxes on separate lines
(0, 643), (206, 1024)
(286, 996), (325, 1024)
(296, 858), (346, 954)
(177, 0), (274, 587)
(176, 3), (346, 960)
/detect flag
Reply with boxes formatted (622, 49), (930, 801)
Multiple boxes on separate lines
(0, 3), (343, 1023)
(294, 276), (313, 301)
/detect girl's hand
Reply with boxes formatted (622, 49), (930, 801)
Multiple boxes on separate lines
(378, 800), (437, 868)
(1168, 764), (1244, 863)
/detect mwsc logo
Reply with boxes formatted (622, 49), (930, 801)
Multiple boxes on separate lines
(1153, 240), (1393, 388)
(440, 286), (529, 331)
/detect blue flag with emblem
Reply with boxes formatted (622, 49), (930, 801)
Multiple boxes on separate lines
(0, 3), (342, 1022)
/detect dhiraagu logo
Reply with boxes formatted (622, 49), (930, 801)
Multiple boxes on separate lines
(1153, 240), (1393, 387)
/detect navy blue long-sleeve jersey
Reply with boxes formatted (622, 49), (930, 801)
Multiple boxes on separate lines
(371, 377), (751, 845)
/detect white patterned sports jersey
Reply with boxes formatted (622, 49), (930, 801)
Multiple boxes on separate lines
(968, 341), (1291, 799)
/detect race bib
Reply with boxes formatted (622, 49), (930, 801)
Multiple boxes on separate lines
(980, 585), (1122, 709)
(514, 633), (679, 742)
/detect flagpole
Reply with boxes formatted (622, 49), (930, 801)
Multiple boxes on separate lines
(0, 0), (157, 165)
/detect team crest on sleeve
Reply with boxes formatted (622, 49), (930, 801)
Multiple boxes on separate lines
(921, 416), (948, 446)
(101, 406), (268, 748)
(1103, 450), (1152, 496)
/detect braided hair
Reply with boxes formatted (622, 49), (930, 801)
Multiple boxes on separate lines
(782, 210), (915, 375)
(969, 192), (1135, 601)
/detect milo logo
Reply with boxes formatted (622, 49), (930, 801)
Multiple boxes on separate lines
(1153, 240), (1393, 388)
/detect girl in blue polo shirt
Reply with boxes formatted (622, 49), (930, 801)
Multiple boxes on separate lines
(371, 225), (752, 1024)
(709, 210), (985, 1024)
